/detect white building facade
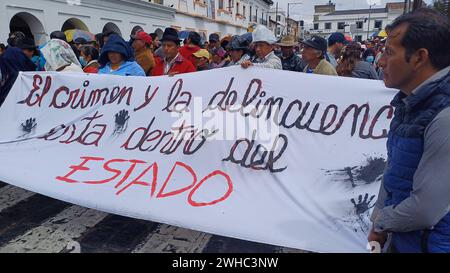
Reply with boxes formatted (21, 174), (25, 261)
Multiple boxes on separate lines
(267, 6), (286, 38)
(309, 2), (404, 42)
(0, 0), (178, 45)
(166, 0), (273, 37)
(0, 0), (273, 45)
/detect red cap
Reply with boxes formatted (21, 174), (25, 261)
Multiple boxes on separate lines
(133, 31), (152, 45)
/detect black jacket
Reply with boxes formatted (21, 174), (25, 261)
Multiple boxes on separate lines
(279, 53), (306, 72)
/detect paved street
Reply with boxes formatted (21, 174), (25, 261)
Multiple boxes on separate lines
(0, 181), (306, 253)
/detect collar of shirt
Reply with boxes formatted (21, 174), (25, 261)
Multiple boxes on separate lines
(255, 51), (275, 63)
(402, 65), (450, 106)
(87, 60), (99, 67)
(164, 53), (182, 74)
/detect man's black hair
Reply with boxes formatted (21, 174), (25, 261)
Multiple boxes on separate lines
(149, 33), (158, 41)
(7, 31), (26, 47)
(80, 45), (99, 61)
(50, 31), (67, 42)
(95, 33), (104, 48)
(389, 8), (450, 70)
(221, 40), (229, 49)
(188, 32), (201, 46)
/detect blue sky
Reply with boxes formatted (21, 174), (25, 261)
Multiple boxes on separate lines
(275, 0), (434, 23)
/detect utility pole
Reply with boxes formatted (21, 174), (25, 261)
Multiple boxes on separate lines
(275, 2), (278, 36)
(367, 3), (375, 40)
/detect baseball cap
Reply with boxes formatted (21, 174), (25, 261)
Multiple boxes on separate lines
(301, 35), (328, 52)
(328, 32), (348, 47)
(209, 33), (220, 43)
(193, 49), (210, 59)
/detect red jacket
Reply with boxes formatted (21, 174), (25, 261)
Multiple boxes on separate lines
(83, 66), (99, 74)
(179, 45), (201, 66)
(151, 54), (196, 76)
(83, 62), (99, 74)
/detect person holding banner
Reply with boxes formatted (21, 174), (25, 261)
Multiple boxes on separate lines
(0, 39), (36, 107)
(79, 46), (100, 74)
(131, 31), (155, 76)
(98, 34), (145, 77)
(40, 39), (83, 73)
(192, 49), (210, 72)
(226, 35), (251, 66)
(151, 28), (196, 77)
(369, 8), (450, 253)
(240, 25), (282, 70)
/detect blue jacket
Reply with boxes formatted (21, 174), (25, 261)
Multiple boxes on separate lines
(98, 34), (144, 77)
(383, 70), (450, 253)
(98, 61), (145, 77)
(99, 34), (134, 65)
(0, 47), (36, 106)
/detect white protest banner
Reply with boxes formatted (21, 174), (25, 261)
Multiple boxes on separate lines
(0, 67), (395, 253)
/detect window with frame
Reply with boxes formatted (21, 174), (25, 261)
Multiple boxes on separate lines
(374, 20), (383, 29)
(314, 23), (319, 30)
(337, 22), (345, 30)
(325, 22), (332, 30)
(356, 21), (363, 29)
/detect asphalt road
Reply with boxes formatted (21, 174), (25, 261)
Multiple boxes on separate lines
(0, 181), (307, 253)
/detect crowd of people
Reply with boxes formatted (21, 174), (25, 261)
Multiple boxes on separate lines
(0, 7), (449, 253)
(1, 19), (391, 107)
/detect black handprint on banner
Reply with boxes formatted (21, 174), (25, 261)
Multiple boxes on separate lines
(113, 110), (130, 135)
(336, 193), (377, 234)
(21, 118), (37, 134)
(351, 193), (376, 215)
(325, 156), (386, 189)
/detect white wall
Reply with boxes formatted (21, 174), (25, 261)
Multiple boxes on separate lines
(164, 0), (271, 35)
(310, 11), (392, 39)
(174, 12), (245, 37)
(1, 0), (175, 45)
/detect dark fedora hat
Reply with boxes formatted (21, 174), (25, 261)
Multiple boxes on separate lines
(160, 27), (181, 44)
